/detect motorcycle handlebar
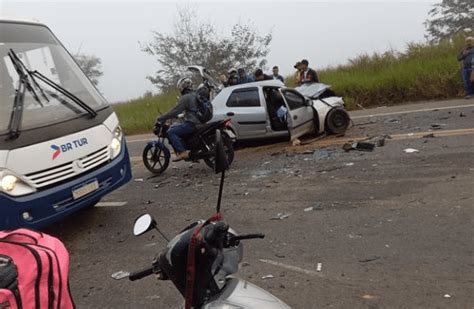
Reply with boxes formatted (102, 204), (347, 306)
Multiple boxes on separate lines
(227, 233), (265, 247)
(128, 266), (155, 281)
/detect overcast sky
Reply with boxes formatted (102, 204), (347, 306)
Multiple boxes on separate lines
(1, 0), (437, 102)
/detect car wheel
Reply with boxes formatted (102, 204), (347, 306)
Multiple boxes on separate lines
(326, 108), (350, 135)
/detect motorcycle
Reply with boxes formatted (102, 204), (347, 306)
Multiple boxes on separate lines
(113, 131), (291, 308)
(142, 118), (235, 175)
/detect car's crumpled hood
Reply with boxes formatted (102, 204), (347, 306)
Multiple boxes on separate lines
(295, 83), (331, 99)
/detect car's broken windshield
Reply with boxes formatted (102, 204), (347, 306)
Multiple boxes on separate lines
(295, 83), (331, 99)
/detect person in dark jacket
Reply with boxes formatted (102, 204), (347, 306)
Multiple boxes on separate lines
(238, 68), (254, 84)
(457, 37), (474, 99)
(156, 78), (201, 161)
(272, 66), (284, 83)
(254, 68), (272, 81)
(298, 59), (319, 85)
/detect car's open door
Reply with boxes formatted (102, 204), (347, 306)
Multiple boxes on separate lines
(279, 88), (315, 141)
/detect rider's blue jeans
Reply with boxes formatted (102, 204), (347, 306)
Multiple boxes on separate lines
(462, 66), (473, 96)
(167, 121), (196, 153)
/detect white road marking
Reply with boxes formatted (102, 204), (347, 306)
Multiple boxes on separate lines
(95, 201), (128, 207)
(351, 103), (474, 119)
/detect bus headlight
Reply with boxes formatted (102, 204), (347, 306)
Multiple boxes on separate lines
(1, 175), (18, 192)
(0, 170), (36, 196)
(110, 138), (122, 159)
(110, 125), (123, 159)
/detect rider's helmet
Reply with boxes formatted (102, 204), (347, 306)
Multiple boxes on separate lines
(176, 77), (193, 94)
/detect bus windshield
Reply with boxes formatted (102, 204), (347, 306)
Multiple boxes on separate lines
(0, 22), (108, 134)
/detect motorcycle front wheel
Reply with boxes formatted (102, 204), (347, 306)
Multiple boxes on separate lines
(142, 142), (171, 174)
(204, 133), (234, 169)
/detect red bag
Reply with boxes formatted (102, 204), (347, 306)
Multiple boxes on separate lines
(0, 229), (74, 309)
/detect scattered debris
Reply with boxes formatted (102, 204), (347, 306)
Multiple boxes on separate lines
(275, 253), (286, 258)
(143, 200), (154, 205)
(361, 294), (377, 300)
(316, 263), (322, 272)
(261, 275), (274, 280)
(443, 294), (451, 299)
(302, 150), (315, 155)
(312, 149), (335, 159)
(304, 202), (323, 212)
(430, 123), (445, 130)
(459, 112), (466, 117)
(403, 148), (419, 153)
(134, 178), (144, 182)
(384, 118), (401, 124)
(271, 213), (292, 220)
(422, 133), (435, 138)
(343, 142), (375, 152)
(353, 119), (377, 126)
(345, 162), (354, 166)
(359, 256), (381, 263)
(407, 133), (414, 136)
(292, 139), (301, 146)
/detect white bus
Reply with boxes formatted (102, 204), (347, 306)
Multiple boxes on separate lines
(0, 18), (132, 229)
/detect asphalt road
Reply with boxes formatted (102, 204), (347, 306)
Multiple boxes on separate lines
(45, 98), (474, 308)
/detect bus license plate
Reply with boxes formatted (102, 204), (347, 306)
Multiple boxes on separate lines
(72, 180), (99, 200)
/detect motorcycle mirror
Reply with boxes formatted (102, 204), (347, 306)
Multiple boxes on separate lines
(133, 214), (156, 236)
(214, 130), (229, 174)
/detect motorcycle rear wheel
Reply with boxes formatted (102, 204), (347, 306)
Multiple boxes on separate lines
(142, 143), (171, 174)
(204, 133), (234, 169)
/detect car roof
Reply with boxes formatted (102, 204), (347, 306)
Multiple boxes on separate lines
(0, 17), (45, 26)
(212, 79), (287, 104)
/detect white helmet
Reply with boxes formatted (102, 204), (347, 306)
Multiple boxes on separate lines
(176, 77), (193, 93)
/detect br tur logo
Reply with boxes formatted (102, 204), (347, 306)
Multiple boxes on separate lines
(50, 138), (88, 160)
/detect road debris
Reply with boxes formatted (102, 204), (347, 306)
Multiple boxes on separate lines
(384, 118), (400, 124)
(345, 162), (354, 166)
(403, 148), (419, 153)
(271, 213), (292, 220)
(261, 275), (274, 280)
(292, 138), (301, 146)
(134, 178), (144, 182)
(430, 123), (445, 130)
(459, 112), (466, 117)
(443, 294), (451, 298)
(423, 133), (435, 138)
(359, 256), (381, 263)
(361, 294), (377, 300)
(304, 202), (323, 212)
(143, 200), (154, 205)
(312, 149), (335, 159)
(343, 142), (375, 152)
(316, 263), (322, 272)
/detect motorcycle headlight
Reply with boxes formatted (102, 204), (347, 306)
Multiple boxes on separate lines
(0, 170), (36, 196)
(110, 125), (123, 159)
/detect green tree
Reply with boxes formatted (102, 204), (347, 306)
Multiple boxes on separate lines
(425, 0), (474, 42)
(142, 8), (272, 91)
(73, 53), (103, 86)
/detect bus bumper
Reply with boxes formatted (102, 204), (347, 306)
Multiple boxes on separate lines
(0, 140), (132, 230)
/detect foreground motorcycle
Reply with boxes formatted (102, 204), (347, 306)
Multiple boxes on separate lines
(142, 119), (235, 175)
(114, 131), (290, 308)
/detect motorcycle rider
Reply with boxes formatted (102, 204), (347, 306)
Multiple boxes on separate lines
(155, 77), (201, 161)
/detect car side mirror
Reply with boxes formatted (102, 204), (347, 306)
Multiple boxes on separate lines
(305, 98), (313, 106)
(133, 214), (156, 236)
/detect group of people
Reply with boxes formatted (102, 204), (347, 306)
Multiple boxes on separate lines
(219, 59), (320, 88)
(458, 36), (474, 99)
(220, 66), (285, 87)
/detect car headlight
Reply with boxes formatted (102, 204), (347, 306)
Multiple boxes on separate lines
(0, 170), (36, 196)
(110, 125), (123, 159)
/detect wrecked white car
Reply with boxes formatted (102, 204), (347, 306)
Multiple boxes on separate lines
(188, 66), (350, 141)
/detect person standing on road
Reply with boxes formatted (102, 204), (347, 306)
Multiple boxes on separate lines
(457, 37), (474, 99)
(272, 66), (284, 83)
(155, 78), (201, 161)
(298, 59), (320, 85)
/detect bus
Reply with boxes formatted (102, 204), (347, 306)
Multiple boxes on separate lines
(0, 18), (132, 229)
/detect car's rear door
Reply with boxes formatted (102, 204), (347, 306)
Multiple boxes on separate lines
(279, 88), (314, 140)
(225, 87), (267, 138)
